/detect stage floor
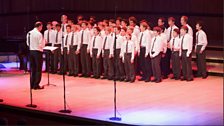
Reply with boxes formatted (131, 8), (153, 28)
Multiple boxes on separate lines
(0, 69), (223, 125)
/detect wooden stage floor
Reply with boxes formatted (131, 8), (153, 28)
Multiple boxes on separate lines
(0, 69), (223, 125)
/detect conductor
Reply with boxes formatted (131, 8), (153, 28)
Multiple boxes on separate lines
(26, 21), (45, 90)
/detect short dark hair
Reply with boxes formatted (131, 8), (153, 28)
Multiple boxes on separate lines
(140, 22), (148, 29)
(121, 19), (128, 25)
(181, 16), (188, 22)
(181, 25), (188, 32)
(168, 17), (175, 22)
(94, 26), (101, 33)
(116, 26), (121, 31)
(81, 20), (88, 25)
(159, 25), (166, 32)
(116, 17), (122, 22)
(68, 19), (74, 24)
(109, 19), (115, 24)
(47, 22), (52, 26)
(173, 28), (180, 34)
(129, 16), (137, 24)
(56, 23), (61, 28)
(35, 21), (43, 28)
(66, 25), (71, 29)
(196, 20), (204, 28)
(121, 27), (127, 32)
(158, 17), (166, 23)
(153, 26), (162, 33)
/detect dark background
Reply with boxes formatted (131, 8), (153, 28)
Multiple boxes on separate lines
(0, 0), (223, 46)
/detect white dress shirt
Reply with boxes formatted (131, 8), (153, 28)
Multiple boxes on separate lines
(109, 34), (126, 56)
(44, 29), (55, 45)
(170, 36), (181, 52)
(133, 25), (140, 38)
(69, 32), (79, 51)
(26, 28), (45, 52)
(77, 29), (91, 50)
(186, 24), (193, 36)
(165, 25), (179, 42)
(138, 30), (151, 48)
(100, 30), (106, 37)
(121, 40), (135, 61)
(102, 34), (113, 54)
(89, 35), (103, 57)
(131, 33), (139, 53)
(53, 30), (63, 46)
(150, 36), (163, 58)
(160, 33), (168, 53)
(61, 23), (68, 33)
(195, 30), (208, 51)
(62, 32), (72, 51)
(180, 34), (193, 57)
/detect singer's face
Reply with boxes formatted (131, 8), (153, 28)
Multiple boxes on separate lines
(173, 32), (178, 38)
(38, 25), (43, 31)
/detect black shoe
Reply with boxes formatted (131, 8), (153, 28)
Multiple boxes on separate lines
(195, 74), (202, 77)
(187, 78), (193, 82)
(68, 74), (73, 76)
(119, 77), (125, 81)
(202, 74), (208, 79)
(155, 79), (162, 83)
(130, 79), (135, 83)
(108, 77), (113, 80)
(138, 78), (145, 81)
(91, 75), (96, 78)
(151, 79), (157, 82)
(51, 72), (57, 74)
(124, 79), (130, 82)
(162, 76), (168, 79)
(144, 78), (151, 82)
(101, 76), (107, 79)
(95, 76), (100, 79)
(85, 74), (91, 78)
(79, 74), (85, 77)
(73, 74), (78, 77)
(181, 78), (186, 81)
(34, 86), (44, 90)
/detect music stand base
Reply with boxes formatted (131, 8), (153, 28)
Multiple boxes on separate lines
(43, 84), (56, 87)
(59, 109), (72, 113)
(26, 104), (37, 108)
(109, 117), (122, 121)
(0, 99), (3, 102)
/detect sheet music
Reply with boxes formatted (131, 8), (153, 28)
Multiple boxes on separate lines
(43, 46), (58, 52)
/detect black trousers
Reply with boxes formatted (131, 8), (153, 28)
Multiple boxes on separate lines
(171, 51), (181, 78)
(196, 45), (207, 77)
(140, 47), (152, 79)
(135, 53), (141, 75)
(53, 44), (61, 73)
(68, 45), (79, 75)
(114, 49), (125, 79)
(92, 49), (101, 77)
(124, 53), (135, 81)
(161, 48), (171, 77)
(29, 50), (43, 88)
(80, 44), (91, 76)
(151, 53), (161, 80)
(181, 50), (193, 80)
(103, 49), (111, 77)
(60, 47), (68, 74)
(18, 54), (28, 71)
